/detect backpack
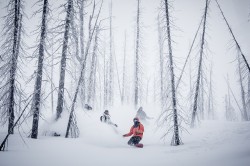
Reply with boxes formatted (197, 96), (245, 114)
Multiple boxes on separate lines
(100, 115), (107, 122)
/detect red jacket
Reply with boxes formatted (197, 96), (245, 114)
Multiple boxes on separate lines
(124, 123), (144, 138)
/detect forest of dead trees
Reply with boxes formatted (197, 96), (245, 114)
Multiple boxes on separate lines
(0, 0), (250, 150)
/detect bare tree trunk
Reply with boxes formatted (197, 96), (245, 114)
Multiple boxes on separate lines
(79, 0), (86, 104)
(121, 31), (127, 104)
(56, 0), (73, 120)
(8, 0), (21, 134)
(51, 35), (54, 113)
(108, 1), (114, 106)
(31, 0), (49, 139)
(164, 0), (181, 146)
(237, 54), (248, 121)
(79, 0), (85, 60)
(70, 6), (80, 62)
(191, 0), (209, 128)
(157, 14), (164, 110)
(134, 0), (141, 107)
(16, 14), (22, 63)
(103, 38), (108, 108)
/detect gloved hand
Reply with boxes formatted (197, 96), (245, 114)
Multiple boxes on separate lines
(114, 124), (118, 127)
(135, 130), (141, 134)
(122, 134), (127, 137)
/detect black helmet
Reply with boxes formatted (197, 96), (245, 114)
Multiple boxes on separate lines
(104, 110), (109, 115)
(133, 117), (139, 123)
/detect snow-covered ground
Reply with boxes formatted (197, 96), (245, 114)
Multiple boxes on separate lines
(1, 108), (250, 166)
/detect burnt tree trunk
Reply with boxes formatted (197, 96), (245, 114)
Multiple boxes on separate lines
(108, 1), (114, 106)
(134, 0), (141, 107)
(79, 0), (86, 103)
(191, 0), (209, 128)
(8, 0), (21, 134)
(121, 32), (127, 104)
(164, 0), (181, 146)
(31, 0), (49, 139)
(56, 0), (73, 120)
(157, 14), (164, 110)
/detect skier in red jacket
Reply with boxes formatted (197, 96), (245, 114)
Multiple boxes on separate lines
(123, 117), (144, 147)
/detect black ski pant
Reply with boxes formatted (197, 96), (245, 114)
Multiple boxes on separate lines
(128, 136), (141, 145)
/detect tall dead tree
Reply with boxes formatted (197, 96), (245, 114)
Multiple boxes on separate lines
(215, 0), (250, 73)
(56, 0), (73, 120)
(134, 0), (142, 107)
(107, 1), (114, 106)
(79, 0), (86, 103)
(164, 0), (182, 146)
(30, 0), (49, 139)
(8, 0), (21, 134)
(79, 0), (85, 60)
(103, 36), (108, 108)
(191, 0), (209, 128)
(121, 31), (127, 104)
(0, 0), (23, 134)
(70, 5), (80, 62)
(50, 34), (55, 114)
(157, 14), (165, 110)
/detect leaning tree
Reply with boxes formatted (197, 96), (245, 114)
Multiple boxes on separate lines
(191, 0), (210, 128)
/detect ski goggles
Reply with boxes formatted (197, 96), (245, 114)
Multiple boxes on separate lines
(133, 118), (139, 123)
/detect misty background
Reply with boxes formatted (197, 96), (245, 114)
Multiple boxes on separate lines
(0, 0), (249, 118)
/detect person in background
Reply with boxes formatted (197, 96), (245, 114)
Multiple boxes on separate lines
(100, 110), (118, 127)
(123, 117), (144, 147)
(136, 107), (153, 122)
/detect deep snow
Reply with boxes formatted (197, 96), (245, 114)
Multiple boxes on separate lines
(1, 107), (250, 166)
